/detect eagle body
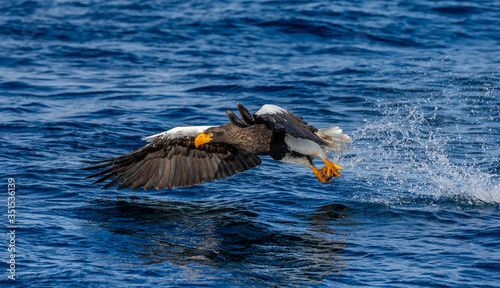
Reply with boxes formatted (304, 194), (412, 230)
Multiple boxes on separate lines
(205, 123), (273, 155)
(82, 104), (351, 190)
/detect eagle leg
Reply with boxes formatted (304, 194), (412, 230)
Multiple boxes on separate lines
(322, 158), (342, 178)
(312, 166), (331, 183)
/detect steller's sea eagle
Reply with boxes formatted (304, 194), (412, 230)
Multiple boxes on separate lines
(81, 104), (351, 190)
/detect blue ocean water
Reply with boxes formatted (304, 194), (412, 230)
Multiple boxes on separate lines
(1, 0), (499, 287)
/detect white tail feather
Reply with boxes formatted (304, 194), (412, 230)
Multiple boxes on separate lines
(316, 126), (352, 152)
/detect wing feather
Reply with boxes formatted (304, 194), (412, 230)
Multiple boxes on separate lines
(144, 158), (165, 191)
(92, 169), (115, 184)
(215, 156), (229, 179)
(81, 136), (261, 190)
(205, 155), (219, 179)
(131, 158), (160, 191)
(85, 166), (113, 179)
(129, 159), (158, 190)
(116, 161), (145, 189)
(237, 103), (256, 125)
(156, 158), (171, 190)
(254, 104), (327, 146)
(179, 154), (188, 188)
(235, 153), (250, 171)
(187, 153), (196, 187)
(169, 154), (179, 189)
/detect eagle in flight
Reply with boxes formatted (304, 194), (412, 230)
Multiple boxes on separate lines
(82, 104), (351, 190)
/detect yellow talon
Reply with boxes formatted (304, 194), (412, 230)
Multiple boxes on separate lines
(312, 166), (331, 183)
(322, 159), (342, 178)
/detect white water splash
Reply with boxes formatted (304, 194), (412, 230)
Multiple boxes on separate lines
(343, 100), (500, 205)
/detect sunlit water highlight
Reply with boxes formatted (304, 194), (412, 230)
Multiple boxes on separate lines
(346, 96), (500, 205)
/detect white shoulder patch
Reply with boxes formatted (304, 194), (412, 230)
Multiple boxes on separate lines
(255, 104), (287, 115)
(141, 126), (213, 142)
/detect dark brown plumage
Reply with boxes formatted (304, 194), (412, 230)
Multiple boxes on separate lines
(203, 123), (273, 155)
(81, 137), (261, 190)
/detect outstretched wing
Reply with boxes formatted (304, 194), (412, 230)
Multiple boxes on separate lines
(254, 104), (327, 146)
(81, 137), (261, 190)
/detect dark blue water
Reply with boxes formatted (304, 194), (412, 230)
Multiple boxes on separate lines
(2, 0), (499, 287)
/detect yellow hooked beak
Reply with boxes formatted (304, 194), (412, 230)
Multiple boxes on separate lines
(194, 133), (213, 148)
